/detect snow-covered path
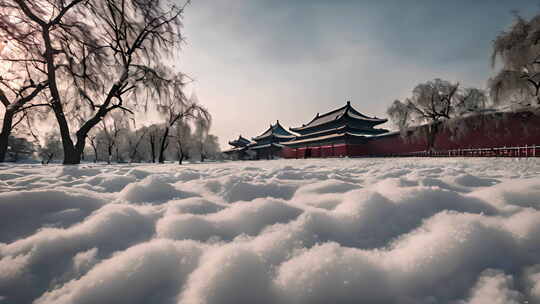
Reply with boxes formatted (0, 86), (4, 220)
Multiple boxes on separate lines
(1, 158), (540, 304)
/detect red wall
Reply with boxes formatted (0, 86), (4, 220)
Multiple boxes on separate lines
(281, 111), (540, 158)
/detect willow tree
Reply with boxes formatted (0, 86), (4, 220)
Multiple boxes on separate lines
(0, 68), (48, 162)
(156, 89), (210, 164)
(387, 99), (411, 136)
(489, 13), (540, 107)
(173, 120), (192, 164)
(7, 0), (189, 164)
(0, 11), (49, 162)
(387, 79), (487, 151)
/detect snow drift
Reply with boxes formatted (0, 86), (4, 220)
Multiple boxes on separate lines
(1, 158), (540, 303)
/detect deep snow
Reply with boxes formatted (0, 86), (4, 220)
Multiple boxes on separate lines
(1, 158), (540, 304)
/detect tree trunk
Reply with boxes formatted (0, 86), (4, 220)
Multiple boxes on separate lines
(129, 130), (147, 163)
(176, 140), (184, 165)
(129, 147), (138, 163)
(45, 153), (54, 164)
(56, 114), (80, 164)
(149, 135), (156, 163)
(0, 110), (15, 163)
(107, 144), (112, 164)
(158, 127), (170, 163)
(90, 141), (98, 163)
(199, 142), (205, 162)
(426, 122), (440, 152)
(60, 142), (80, 164)
(178, 153), (184, 165)
(42, 27), (80, 165)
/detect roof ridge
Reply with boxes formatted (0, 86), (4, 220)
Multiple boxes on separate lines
(318, 103), (348, 119)
(253, 120), (295, 141)
(290, 101), (386, 132)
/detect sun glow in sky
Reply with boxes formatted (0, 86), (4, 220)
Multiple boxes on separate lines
(179, 0), (538, 149)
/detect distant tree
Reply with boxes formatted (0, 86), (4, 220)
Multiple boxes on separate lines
(489, 13), (540, 107)
(4, 0), (189, 164)
(202, 134), (221, 161)
(6, 135), (35, 162)
(99, 114), (127, 164)
(387, 79), (487, 151)
(454, 87), (488, 114)
(147, 124), (161, 163)
(193, 112), (211, 162)
(173, 121), (193, 165)
(387, 100), (411, 136)
(126, 120), (148, 163)
(156, 91), (210, 163)
(38, 132), (63, 164)
(87, 132), (99, 163)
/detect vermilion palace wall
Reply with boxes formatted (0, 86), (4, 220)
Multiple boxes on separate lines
(281, 110), (540, 158)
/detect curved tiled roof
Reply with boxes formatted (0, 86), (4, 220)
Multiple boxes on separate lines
(252, 120), (296, 141)
(228, 135), (251, 147)
(290, 101), (387, 132)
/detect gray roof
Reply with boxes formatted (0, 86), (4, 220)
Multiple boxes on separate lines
(252, 120), (296, 141)
(229, 135), (251, 147)
(282, 132), (367, 145)
(290, 101), (387, 132)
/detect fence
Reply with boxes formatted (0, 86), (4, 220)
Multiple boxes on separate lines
(375, 144), (540, 158)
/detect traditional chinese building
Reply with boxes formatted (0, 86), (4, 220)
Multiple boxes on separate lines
(250, 120), (296, 159)
(223, 135), (252, 159)
(229, 135), (251, 148)
(282, 101), (388, 158)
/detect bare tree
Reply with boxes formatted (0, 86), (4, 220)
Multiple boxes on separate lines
(388, 79), (487, 151)
(194, 112), (211, 162)
(173, 121), (192, 164)
(127, 119), (148, 163)
(0, 35), (49, 162)
(147, 124), (160, 163)
(99, 114), (126, 164)
(38, 132), (63, 164)
(88, 133), (99, 163)
(4, 135), (35, 162)
(202, 134), (221, 161)
(387, 100), (411, 136)
(6, 0), (189, 164)
(156, 90), (210, 163)
(454, 87), (488, 114)
(489, 13), (540, 107)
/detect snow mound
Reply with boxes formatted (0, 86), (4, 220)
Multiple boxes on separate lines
(1, 158), (540, 303)
(156, 198), (302, 241)
(119, 175), (195, 204)
(0, 188), (106, 242)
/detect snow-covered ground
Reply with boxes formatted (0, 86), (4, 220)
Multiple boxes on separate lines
(1, 158), (540, 304)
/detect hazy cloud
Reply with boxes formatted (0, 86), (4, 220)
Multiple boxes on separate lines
(179, 0), (538, 148)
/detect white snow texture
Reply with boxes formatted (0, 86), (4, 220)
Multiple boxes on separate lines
(1, 158), (540, 304)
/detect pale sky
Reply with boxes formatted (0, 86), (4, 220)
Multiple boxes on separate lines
(179, 0), (538, 149)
